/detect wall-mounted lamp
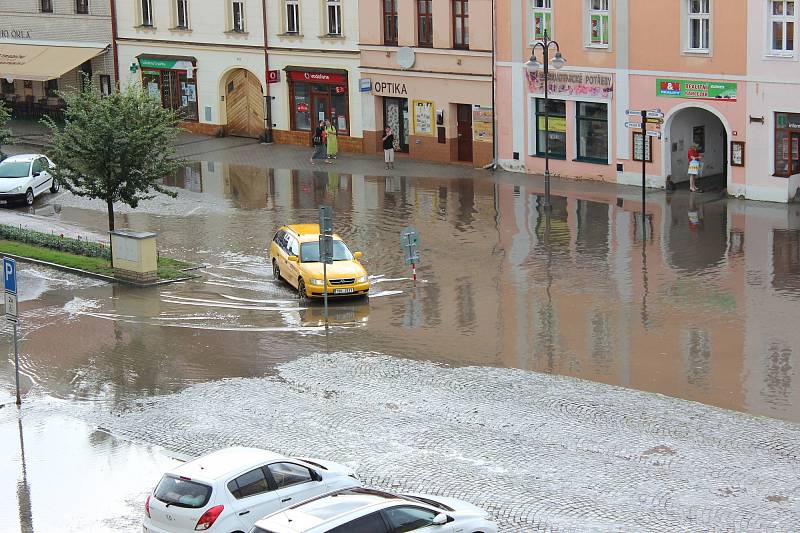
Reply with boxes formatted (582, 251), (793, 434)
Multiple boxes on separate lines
(749, 115), (765, 124)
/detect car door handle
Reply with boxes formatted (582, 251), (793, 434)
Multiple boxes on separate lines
(281, 497), (292, 503)
(239, 510), (250, 516)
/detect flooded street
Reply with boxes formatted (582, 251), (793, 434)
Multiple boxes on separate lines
(1, 159), (800, 531)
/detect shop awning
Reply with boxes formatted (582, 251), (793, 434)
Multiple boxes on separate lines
(0, 42), (107, 82)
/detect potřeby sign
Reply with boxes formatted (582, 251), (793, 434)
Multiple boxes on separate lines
(657, 79), (737, 101)
(527, 70), (613, 100)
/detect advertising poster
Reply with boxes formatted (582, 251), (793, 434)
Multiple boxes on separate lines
(413, 100), (434, 136)
(473, 107), (493, 143)
(657, 79), (737, 101)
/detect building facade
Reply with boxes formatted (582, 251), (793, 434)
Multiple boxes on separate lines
(115, 0), (268, 137)
(359, 0), (494, 167)
(497, 0), (800, 203)
(0, 0), (115, 119)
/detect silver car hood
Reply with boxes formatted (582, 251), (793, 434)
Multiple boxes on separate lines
(0, 177), (32, 193)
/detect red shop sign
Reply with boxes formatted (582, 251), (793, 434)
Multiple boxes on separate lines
(287, 70), (348, 84)
(296, 102), (309, 113)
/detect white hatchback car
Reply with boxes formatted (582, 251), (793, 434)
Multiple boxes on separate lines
(0, 154), (59, 206)
(250, 487), (498, 533)
(143, 447), (361, 533)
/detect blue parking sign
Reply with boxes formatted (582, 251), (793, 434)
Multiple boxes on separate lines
(4, 257), (16, 294)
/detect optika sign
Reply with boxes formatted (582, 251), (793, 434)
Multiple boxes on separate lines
(0, 29), (32, 39)
(373, 81), (407, 95)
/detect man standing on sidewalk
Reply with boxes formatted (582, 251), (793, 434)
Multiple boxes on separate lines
(382, 126), (395, 170)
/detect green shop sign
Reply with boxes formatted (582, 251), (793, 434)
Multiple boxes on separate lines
(138, 57), (194, 71)
(657, 79), (737, 101)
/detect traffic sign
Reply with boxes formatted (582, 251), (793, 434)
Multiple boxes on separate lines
(401, 226), (420, 266)
(319, 234), (333, 264)
(625, 122), (643, 129)
(625, 109), (642, 117)
(318, 205), (333, 235)
(5, 292), (17, 323)
(646, 130), (662, 138)
(3, 257), (16, 294)
(646, 110), (665, 119)
(645, 117), (664, 125)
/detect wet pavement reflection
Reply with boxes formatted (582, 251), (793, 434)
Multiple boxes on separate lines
(3, 162), (800, 424)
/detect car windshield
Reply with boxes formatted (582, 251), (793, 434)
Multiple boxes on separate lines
(300, 240), (354, 263)
(0, 161), (31, 179)
(153, 476), (212, 509)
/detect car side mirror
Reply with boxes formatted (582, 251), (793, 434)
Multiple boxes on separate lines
(354, 251), (363, 259)
(288, 255), (298, 262)
(312, 470), (322, 482)
(432, 514), (448, 525)
(32, 171), (40, 177)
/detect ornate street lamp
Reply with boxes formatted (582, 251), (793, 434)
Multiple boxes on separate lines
(525, 30), (565, 209)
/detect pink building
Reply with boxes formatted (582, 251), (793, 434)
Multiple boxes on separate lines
(496, 1), (800, 202)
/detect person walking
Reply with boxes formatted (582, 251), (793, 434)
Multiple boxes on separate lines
(310, 120), (330, 165)
(382, 126), (395, 170)
(687, 144), (701, 192)
(325, 120), (338, 160)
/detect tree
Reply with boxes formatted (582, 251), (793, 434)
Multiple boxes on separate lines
(0, 102), (11, 160)
(44, 81), (185, 231)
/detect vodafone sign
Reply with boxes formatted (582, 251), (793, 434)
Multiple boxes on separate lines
(287, 70), (348, 84)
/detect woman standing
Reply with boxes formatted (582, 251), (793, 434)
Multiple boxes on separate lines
(687, 144), (701, 192)
(310, 120), (330, 165)
(382, 126), (395, 170)
(325, 120), (338, 160)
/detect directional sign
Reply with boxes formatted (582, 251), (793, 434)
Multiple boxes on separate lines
(318, 205), (333, 235)
(646, 110), (665, 119)
(3, 257), (16, 294)
(646, 130), (662, 138)
(626, 109), (643, 117)
(645, 117), (664, 125)
(401, 226), (420, 265)
(625, 122), (643, 129)
(5, 292), (17, 323)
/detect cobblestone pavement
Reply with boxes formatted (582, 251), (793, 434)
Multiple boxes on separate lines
(34, 352), (800, 532)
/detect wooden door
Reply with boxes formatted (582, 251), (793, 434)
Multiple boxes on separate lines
(226, 70), (264, 138)
(457, 104), (473, 162)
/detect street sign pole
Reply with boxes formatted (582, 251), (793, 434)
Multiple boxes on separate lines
(4, 257), (20, 405)
(641, 109), (647, 237)
(400, 227), (420, 285)
(13, 322), (19, 405)
(318, 206), (333, 326)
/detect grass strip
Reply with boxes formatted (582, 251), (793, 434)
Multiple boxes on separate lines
(0, 240), (194, 281)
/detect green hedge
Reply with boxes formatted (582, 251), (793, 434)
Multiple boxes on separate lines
(0, 224), (110, 259)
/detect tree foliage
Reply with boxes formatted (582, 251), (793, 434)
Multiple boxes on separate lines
(0, 102), (11, 158)
(44, 81), (185, 231)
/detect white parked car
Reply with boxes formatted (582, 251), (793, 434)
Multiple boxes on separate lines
(250, 487), (498, 533)
(0, 153), (59, 206)
(143, 447), (361, 533)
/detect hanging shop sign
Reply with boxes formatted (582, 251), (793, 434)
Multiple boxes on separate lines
(287, 70), (347, 84)
(656, 79), (737, 101)
(413, 100), (435, 136)
(138, 57), (194, 71)
(527, 70), (613, 100)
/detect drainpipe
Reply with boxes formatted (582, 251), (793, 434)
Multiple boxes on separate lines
(109, 0), (120, 86)
(490, 0), (498, 170)
(261, 0), (274, 143)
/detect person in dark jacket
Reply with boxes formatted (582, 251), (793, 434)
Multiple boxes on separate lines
(310, 120), (330, 165)
(382, 126), (395, 170)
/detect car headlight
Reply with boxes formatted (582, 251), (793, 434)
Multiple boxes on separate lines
(357, 275), (368, 283)
(11, 186), (24, 193)
(310, 278), (324, 286)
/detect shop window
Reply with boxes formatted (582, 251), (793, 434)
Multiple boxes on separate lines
(41, 0), (52, 13)
(576, 102), (608, 163)
(774, 112), (800, 176)
(79, 60), (93, 85)
(588, 0), (609, 47)
(142, 69), (198, 121)
(769, 0), (795, 55)
(100, 75), (112, 97)
(232, 0), (246, 32)
(2, 80), (14, 95)
(327, 0), (342, 35)
(418, 0), (433, 47)
(285, 0), (299, 33)
(76, 0), (89, 14)
(141, 0), (154, 26)
(687, 0), (710, 51)
(453, 0), (469, 49)
(176, 0), (189, 29)
(533, 0), (553, 41)
(384, 0), (398, 45)
(535, 98), (566, 158)
(288, 72), (350, 135)
(45, 79), (59, 97)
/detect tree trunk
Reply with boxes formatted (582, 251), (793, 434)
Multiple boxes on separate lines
(107, 199), (115, 268)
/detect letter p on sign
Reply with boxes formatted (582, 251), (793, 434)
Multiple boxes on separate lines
(4, 257), (16, 294)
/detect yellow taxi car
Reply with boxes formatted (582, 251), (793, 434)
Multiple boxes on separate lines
(269, 224), (370, 299)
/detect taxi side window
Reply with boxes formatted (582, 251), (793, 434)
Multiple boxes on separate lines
(273, 230), (286, 250)
(288, 237), (299, 257)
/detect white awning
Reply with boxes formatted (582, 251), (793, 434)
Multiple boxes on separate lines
(0, 42), (108, 82)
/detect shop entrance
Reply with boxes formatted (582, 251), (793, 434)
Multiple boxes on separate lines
(383, 97), (409, 152)
(312, 91), (330, 128)
(456, 104), (473, 162)
(225, 69), (264, 138)
(666, 107), (727, 191)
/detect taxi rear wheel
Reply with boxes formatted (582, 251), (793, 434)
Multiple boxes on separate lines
(272, 260), (281, 281)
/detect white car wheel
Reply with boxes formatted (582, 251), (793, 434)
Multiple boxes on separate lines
(25, 188), (34, 206)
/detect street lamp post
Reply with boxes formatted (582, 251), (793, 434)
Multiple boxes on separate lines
(525, 30), (565, 210)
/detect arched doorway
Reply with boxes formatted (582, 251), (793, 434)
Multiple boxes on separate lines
(666, 107), (728, 191)
(224, 69), (264, 138)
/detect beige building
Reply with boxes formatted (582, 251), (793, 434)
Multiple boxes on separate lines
(359, 0), (494, 167)
(0, 0), (115, 119)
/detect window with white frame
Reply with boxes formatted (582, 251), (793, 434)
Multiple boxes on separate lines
(770, 0), (795, 55)
(232, 0), (245, 32)
(141, 0), (154, 26)
(286, 0), (299, 33)
(588, 0), (609, 47)
(176, 0), (189, 28)
(327, 0), (342, 35)
(533, 0), (552, 41)
(688, 0), (710, 51)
